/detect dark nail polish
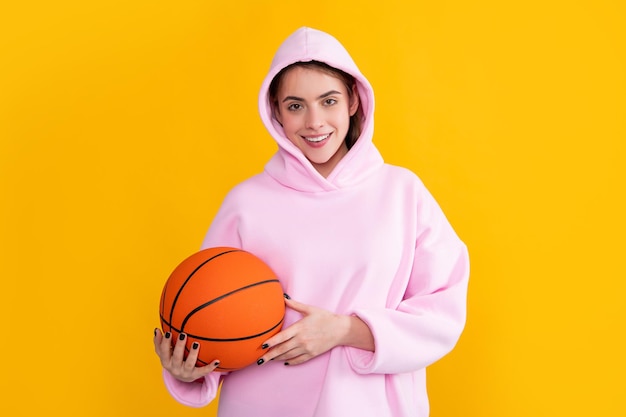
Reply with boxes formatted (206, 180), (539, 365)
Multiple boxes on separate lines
(257, 358), (265, 365)
(283, 293), (291, 300)
(214, 361), (220, 366)
(165, 332), (171, 339)
(284, 362), (290, 366)
(154, 328), (158, 336)
(179, 333), (186, 341)
(192, 342), (199, 350)
(262, 343), (269, 349)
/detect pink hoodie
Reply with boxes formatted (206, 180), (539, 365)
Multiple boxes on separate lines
(163, 27), (469, 417)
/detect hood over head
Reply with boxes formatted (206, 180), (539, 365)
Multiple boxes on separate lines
(259, 27), (383, 192)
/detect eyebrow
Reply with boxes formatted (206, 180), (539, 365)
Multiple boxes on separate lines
(281, 90), (343, 103)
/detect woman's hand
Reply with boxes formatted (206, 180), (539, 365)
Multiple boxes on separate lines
(153, 329), (220, 382)
(257, 297), (375, 366)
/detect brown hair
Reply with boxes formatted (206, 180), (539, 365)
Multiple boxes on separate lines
(268, 60), (363, 149)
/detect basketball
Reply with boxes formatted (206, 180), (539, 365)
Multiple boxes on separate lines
(159, 247), (285, 371)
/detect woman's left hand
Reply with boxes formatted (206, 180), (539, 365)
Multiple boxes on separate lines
(258, 297), (373, 366)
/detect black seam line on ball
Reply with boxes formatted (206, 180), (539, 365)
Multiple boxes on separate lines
(166, 249), (242, 330)
(180, 279), (281, 330)
(161, 314), (285, 343)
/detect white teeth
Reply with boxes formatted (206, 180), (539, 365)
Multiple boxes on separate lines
(304, 134), (329, 143)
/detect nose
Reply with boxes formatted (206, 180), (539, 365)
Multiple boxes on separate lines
(304, 107), (324, 130)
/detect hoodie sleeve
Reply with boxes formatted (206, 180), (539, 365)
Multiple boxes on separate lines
(346, 184), (470, 375)
(199, 186), (247, 250)
(161, 192), (242, 406)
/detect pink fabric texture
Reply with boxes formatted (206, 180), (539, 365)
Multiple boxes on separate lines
(163, 27), (469, 417)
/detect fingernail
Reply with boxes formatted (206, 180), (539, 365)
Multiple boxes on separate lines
(283, 293), (291, 300)
(214, 361), (220, 366)
(165, 332), (171, 339)
(179, 333), (186, 341)
(192, 342), (199, 350)
(257, 358), (265, 365)
(284, 362), (290, 366)
(154, 328), (158, 336)
(262, 343), (269, 349)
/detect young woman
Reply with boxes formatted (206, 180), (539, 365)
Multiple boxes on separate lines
(154, 27), (469, 417)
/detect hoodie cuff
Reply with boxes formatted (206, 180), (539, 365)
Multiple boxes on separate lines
(162, 369), (220, 408)
(344, 345), (376, 373)
(343, 310), (378, 374)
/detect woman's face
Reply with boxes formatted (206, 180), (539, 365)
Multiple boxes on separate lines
(274, 66), (359, 178)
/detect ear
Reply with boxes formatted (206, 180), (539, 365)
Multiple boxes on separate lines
(349, 84), (360, 117)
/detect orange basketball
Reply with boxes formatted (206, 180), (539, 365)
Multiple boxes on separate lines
(159, 247), (285, 371)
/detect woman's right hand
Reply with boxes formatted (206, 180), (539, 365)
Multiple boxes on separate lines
(153, 328), (220, 382)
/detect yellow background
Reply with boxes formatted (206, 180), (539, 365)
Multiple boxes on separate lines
(1, 1), (624, 416)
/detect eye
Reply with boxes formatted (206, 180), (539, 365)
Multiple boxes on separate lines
(287, 103), (303, 111)
(323, 98), (337, 106)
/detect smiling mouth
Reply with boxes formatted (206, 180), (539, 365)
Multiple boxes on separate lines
(303, 133), (331, 143)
